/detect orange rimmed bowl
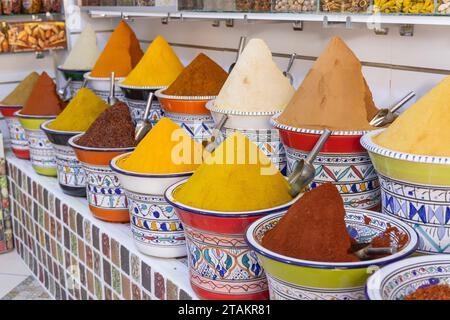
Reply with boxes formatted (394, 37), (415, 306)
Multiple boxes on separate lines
(69, 133), (135, 223)
(155, 89), (215, 142)
(271, 115), (380, 210)
(0, 105), (29, 159)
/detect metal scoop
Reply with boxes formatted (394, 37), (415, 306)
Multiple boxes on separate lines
(228, 36), (247, 73)
(353, 244), (397, 260)
(288, 129), (331, 197)
(283, 53), (297, 85)
(107, 72), (118, 107)
(81, 78), (88, 88)
(370, 91), (416, 127)
(202, 113), (228, 153)
(58, 78), (72, 102)
(134, 92), (154, 143)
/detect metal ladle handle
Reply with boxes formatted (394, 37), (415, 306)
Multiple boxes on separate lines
(143, 92), (154, 121)
(236, 36), (247, 60)
(367, 247), (397, 255)
(305, 129), (332, 164)
(109, 72), (115, 98)
(390, 91), (415, 114)
(204, 114), (228, 153)
(81, 78), (88, 88)
(285, 53), (297, 74)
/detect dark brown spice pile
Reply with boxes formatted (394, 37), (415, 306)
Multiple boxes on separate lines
(405, 284), (450, 300)
(77, 102), (137, 148)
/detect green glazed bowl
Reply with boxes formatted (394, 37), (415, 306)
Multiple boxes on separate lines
(361, 129), (450, 254)
(245, 208), (418, 300)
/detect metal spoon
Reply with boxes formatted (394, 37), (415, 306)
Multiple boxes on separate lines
(228, 36), (247, 73)
(288, 129), (331, 197)
(58, 78), (72, 101)
(202, 114), (228, 153)
(283, 53), (297, 85)
(134, 92), (154, 143)
(369, 91), (416, 127)
(81, 78), (88, 88)
(353, 244), (397, 260)
(107, 72), (118, 107)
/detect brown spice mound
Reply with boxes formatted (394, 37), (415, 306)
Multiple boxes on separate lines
(262, 183), (359, 263)
(405, 284), (450, 300)
(163, 53), (228, 97)
(77, 102), (136, 148)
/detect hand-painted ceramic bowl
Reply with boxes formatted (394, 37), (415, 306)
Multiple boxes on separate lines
(155, 89), (215, 143)
(206, 101), (287, 175)
(110, 152), (193, 258)
(165, 179), (296, 300)
(118, 83), (165, 126)
(246, 208), (418, 300)
(69, 133), (135, 222)
(83, 72), (125, 102)
(361, 129), (450, 254)
(272, 115), (380, 210)
(15, 110), (57, 176)
(0, 105), (29, 159)
(41, 120), (86, 197)
(366, 255), (450, 300)
(57, 66), (90, 82)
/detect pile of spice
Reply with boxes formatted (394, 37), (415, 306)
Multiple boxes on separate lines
(214, 38), (295, 112)
(277, 37), (378, 131)
(262, 183), (359, 262)
(0, 72), (39, 106)
(90, 21), (143, 78)
(174, 132), (292, 212)
(21, 72), (65, 116)
(118, 117), (203, 174)
(163, 53), (228, 97)
(61, 24), (100, 70)
(77, 102), (136, 148)
(47, 88), (108, 132)
(405, 284), (450, 300)
(121, 35), (183, 87)
(374, 75), (450, 156)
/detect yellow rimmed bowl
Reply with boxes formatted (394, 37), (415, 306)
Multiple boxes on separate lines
(245, 208), (418, 300)
(361, 129), (450, 254)
(15, 110), (57, 176)
(118, 83), (166, 126)
(110, 152), (193, 258)
(40, 120), (86, 197)
(206, 100), (287, 175)
(84, 72), (125, 103)
(155, 89), (215, 143)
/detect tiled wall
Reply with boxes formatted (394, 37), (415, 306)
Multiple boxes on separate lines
(7, 159), (193, 300)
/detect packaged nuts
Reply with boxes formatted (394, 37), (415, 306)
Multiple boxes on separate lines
(274, 0), (317, 12)
(1, 0), (22, 14)
(321, 0), (369, 12)
(0, 25), (10, 53)
(7, 21), (67, 52)
(22, 0), (41, 13)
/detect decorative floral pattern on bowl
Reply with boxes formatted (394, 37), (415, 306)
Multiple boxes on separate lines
(366, 255), (450, 300)
(361, 129), (450, 254)
(53, 144), (86, 195)
(164, 111), (214, 143)
(125, 98), (163, 126)
(272, 115), (380, 210)
(0, 106), (30, 159)
(246, 208), (418, 300)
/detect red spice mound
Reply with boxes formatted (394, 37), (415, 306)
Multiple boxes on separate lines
(405, 284), (450, 300)
(371, 223), (408, 249)
(262, 183), (358, 263)
(77, 102), (136, 148)
(22, 72), (64, 116)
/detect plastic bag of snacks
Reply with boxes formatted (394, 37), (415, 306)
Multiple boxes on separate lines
(1, 0), (22, 14)
(41, 0), (61, 12)
(22, 0), (41, 13)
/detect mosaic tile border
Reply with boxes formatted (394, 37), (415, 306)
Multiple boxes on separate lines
(7, 154), (195, 300)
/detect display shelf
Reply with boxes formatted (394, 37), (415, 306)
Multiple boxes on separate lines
(0, 13), (64, 22)
(82, 6), (450, 26)
(7, 150), (197, 300)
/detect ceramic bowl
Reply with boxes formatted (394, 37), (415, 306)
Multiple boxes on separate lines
(366, 255), (450, 300)
(0, 105), (29, 159)
(165, 179), (296, 300)
(15, 110), (57, 176)
(69, 133), (135, 222)
(155, 89), (215, 142)
(246, 208), (418, 300)
(361, 129), (450, 254)
(117, 84), (166, 125)
(41, 120), (86, 197)
(110, 152), (193, 258)
(206, 100), (287, 175)
(272, 115), (380, 210)
(83, 72), (125, 102)
(57, 66), (90, 82)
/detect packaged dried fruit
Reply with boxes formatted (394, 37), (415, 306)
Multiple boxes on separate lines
(235, 0), (271, 11)
(274, 0), (317, 12)
(1, 0), (22, 14)
(22, 0), (41, 13)
(321, 0), (370, 12)
(7, 21), (67, 52)
(0, 24), (10, 53)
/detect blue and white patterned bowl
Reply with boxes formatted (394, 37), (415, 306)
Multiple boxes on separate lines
(366, 255), (450, 300)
